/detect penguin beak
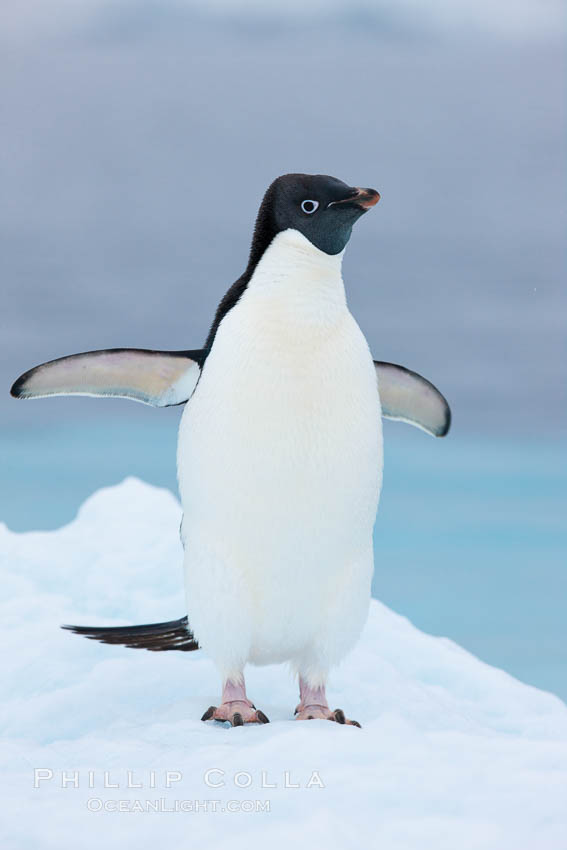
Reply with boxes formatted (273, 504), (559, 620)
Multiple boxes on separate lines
(328, 187), (380, 211)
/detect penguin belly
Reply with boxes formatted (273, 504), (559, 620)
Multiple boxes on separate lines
(178, 263), (382, 682)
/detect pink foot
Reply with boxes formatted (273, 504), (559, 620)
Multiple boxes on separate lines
(294, 679), (361, 728)
(201, 678), (269, 727)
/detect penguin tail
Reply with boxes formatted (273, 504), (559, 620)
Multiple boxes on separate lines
(61, 616), (199, 652)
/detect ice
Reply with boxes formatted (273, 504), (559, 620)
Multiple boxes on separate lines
(1, 478), (566, 848)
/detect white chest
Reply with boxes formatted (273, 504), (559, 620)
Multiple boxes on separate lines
(178, 230), (383, 560)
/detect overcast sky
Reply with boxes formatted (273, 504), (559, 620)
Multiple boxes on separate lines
(2, 0), (564, 44)
(1, 1), (565, 436)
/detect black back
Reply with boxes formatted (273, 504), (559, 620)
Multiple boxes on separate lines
(204, 176), (281, 350)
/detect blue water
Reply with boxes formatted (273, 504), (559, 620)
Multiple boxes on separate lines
(1, 417), (565, 700)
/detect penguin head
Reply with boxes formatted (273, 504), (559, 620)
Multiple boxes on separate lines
(248, 173), (380, 270)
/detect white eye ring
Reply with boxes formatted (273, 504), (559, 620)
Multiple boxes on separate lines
(301, 199), (319, 214)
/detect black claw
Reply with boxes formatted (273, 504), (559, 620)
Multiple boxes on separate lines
(294, 707), (299, 715)
(307, 715), (314, 720)
(231, 712), (244, 727)
(333, 708), (346, 724)
(350, 720), (362, 728)
(201, 705), (216, 721)
(256, 710), (270, 724)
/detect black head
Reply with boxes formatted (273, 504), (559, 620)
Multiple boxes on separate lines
(205, 174), (379, 350)
(247, 173), (380, 272)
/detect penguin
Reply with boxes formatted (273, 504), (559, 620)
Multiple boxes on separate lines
(11, 173), (451, 727)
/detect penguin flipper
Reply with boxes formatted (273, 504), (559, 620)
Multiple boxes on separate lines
(10, 348), (206, 407)
(374, 361), (451, 437)
(61, 616), (198, 651)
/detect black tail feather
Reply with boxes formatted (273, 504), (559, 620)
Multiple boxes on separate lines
(61, 616), (199, 652)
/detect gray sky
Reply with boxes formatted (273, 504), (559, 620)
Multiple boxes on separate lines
(1, 3), (565, 436)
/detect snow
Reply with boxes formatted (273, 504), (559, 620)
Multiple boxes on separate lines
(1, 477), (566, 849)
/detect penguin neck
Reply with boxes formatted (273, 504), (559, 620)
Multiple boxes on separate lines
(244, 229), (347, 327)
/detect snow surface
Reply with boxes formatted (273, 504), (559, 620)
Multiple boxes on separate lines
(1, 477), (566, 849)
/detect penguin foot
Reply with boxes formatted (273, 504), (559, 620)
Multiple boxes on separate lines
(201, 701), (269, 726)
(294, 703), (361, 727)
(295, 677), (361, 727)
(201, 677), (269, 726)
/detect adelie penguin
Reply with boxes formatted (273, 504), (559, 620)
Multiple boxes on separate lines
(11, 173), (451, 728)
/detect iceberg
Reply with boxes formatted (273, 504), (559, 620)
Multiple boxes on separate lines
(1, 478), (566, 848)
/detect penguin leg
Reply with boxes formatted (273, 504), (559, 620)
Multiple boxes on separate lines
(201, 677), (269, 727)
(294, 678), (361, 728)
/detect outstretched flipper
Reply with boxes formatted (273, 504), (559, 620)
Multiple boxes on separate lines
(10, 349), (450, 435)
(374, 361), (451, 437)
(10, 348), (206, 407)
(62, 616), (199, 651)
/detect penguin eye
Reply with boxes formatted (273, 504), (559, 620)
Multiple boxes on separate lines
(301, 199), (319, 214)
